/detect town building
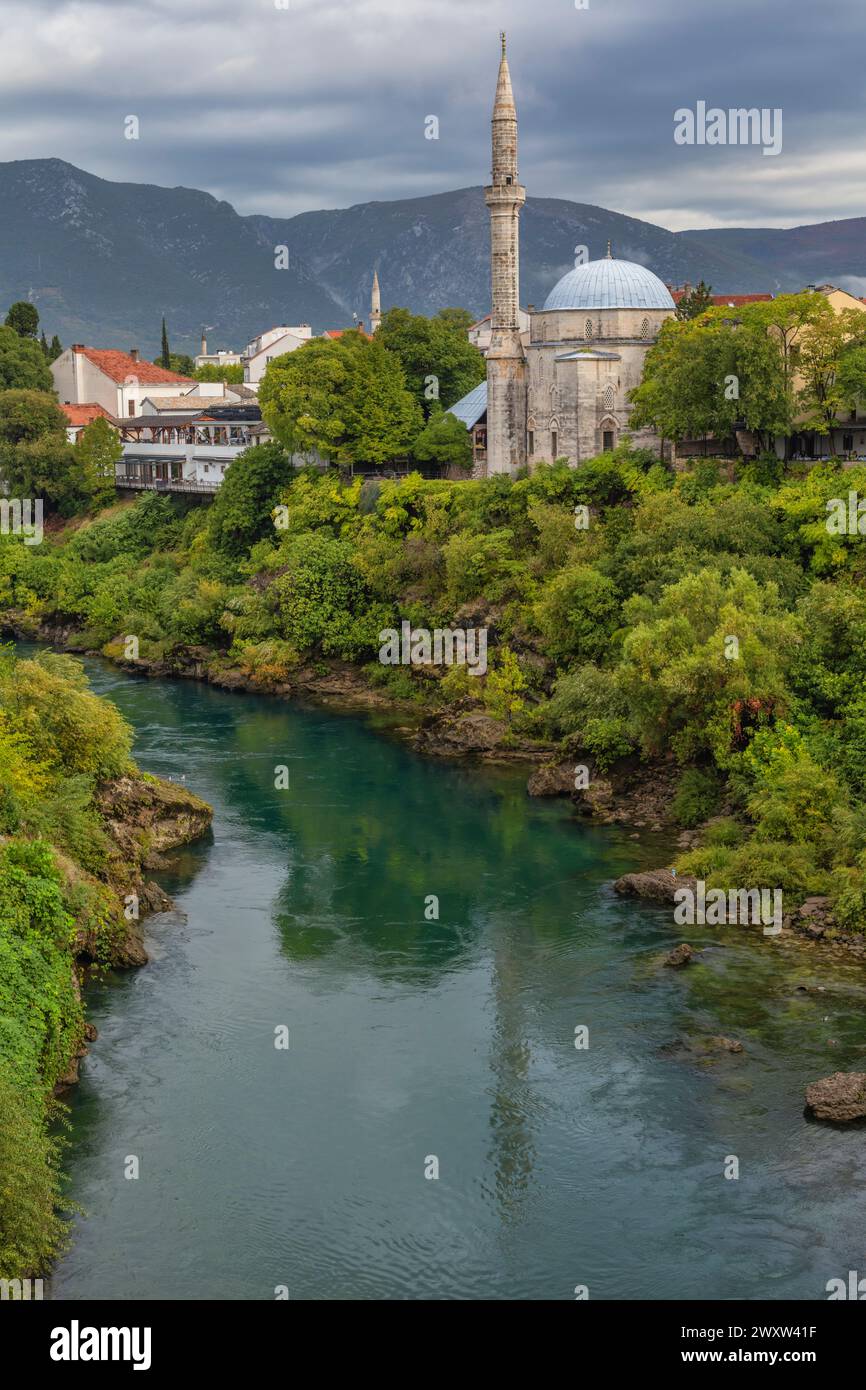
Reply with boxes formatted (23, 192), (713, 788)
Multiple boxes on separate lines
(242, 324), (314, 385)
(468, 309), (530, 355)
(52, 346), (199, 418)
(194, 330), (242, 371)
(115, 402), (269, 491)
(58, 402), (114, 443)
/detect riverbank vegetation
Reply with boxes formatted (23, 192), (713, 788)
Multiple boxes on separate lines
(0, 645), (211, 1280)
(3, 447), (866, 930)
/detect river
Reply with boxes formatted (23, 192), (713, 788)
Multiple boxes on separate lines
(47, 657), (866, 1300)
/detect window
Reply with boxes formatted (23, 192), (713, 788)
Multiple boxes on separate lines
(640, 317), (650, 339)
(127, 400), (136, 416)
(584, 318), (593, 340)
(551, 430), (558, 459)
(528, 430), (534, 454)
(844, 433), (854, 451)
(603, 384), (615, 412)
(603, 430), (615, 451)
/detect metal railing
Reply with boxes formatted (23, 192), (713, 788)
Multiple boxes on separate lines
(116, 477), (221, 495)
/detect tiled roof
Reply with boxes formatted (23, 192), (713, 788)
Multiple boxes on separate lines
(669, 290), (773, 307)
(76, 348), (194, 385)
(143, 395), (224, 410)
(61, 402), (114, 427)
(322, 328), (372, 340)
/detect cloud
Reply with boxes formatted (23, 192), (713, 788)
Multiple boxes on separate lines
(0, 0), (862, 230)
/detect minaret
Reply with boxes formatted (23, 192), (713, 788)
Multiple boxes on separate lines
(370, 270), (382, 333)
(483, 32), (527, 475)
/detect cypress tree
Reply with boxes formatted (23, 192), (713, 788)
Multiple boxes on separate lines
(160, 317), (171, 369)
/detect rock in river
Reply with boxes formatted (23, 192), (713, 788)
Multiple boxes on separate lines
(805, 1072), (866, 1122)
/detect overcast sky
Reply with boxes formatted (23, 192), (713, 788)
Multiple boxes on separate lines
(0, 0), (863, 230)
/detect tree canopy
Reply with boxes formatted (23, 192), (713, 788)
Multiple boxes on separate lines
(259, 331), (423, 467)
(376, 307), (485, 416)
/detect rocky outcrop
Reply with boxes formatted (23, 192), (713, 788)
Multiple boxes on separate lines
(797, 896), (834, 939)
(664, 942), (694, 968)
(95, 774), (212, 866)
(413, 711), (542, 761)
(615, 868), (695, 903)
(527, 755), (680, 828)
(805, 1072), (866, 1123)
(527, 761), (575, 797)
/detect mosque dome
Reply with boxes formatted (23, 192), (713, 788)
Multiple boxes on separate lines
(543, 257), (676, 312)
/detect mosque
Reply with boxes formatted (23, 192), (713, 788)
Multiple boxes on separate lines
(451, 36), (677, 475)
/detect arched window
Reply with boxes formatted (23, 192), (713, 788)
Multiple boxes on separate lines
(603, 383), (615, 412)
(584, 318), (593, 340)
(640, 317), (650, 339)
(549, 418), (560, 461)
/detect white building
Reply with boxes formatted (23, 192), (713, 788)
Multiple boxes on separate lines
(194, 330), (242, 371)
(115, 403), (269, 491)
(469, 309), (531, 355)
(242, 324), (313, 384)
(52, 346), (200, 418)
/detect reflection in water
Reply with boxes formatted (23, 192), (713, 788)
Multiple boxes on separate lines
(38, 656), (866, 1301)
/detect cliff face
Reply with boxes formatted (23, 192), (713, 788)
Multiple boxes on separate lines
(53, 774), (213, 1091)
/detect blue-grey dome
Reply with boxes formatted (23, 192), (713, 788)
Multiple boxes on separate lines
(543, 258), (676, 312)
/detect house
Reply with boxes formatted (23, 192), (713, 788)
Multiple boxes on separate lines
(469, 309), (530, 355)
(58, 402), (116, 443)
(115, 402), (270, 490)
(668, 286), (774, 310)
(242, 325), (313, 385)
(52, 346), (199, 418)
(787, 284), (866, 460)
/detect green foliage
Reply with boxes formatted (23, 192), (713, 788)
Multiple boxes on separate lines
(0, 327), (54, 391)
(260, 332), (423, 466)
(206, 441), (295, 559)
(671, 768), (722, 828)
(377, 307), (486, 417)
(482, 647), (527, 724)
(194, 363), (244, 384)
(5, 302), (39, 339)
(413, 406), (473, 471)
(0, 646), (158, 1276)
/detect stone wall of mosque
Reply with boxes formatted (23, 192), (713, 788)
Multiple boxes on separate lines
(524, 306), (675, 465)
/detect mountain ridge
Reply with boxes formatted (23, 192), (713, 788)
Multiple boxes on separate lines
(0, 158), (857, 357)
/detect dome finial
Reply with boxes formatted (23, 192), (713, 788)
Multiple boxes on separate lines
(501, 30), (507, 58)
(606, 239), (613, 259)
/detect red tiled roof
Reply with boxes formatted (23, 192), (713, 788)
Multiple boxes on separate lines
(61, 402), (114, 427)
(322, 328), (372, 340)
(669, 290), (773, 307)
(75, 348), (194, 385)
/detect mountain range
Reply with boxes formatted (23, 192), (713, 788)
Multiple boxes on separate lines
(1, 159), (862, 358)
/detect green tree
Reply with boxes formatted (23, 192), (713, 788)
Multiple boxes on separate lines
(48, 335), (63, 364)
(0, 389), (67, 444)
(377, 307), (485, 417)
(5, 302), (39, 338)
(675, 281), (714, 320)
(412, 405), (473, 471)
(195, 363), (244, 385)
(260, 332), (422, 467)
(0, 392), (112, 516)
(160, 318), (171, 370)
(152, 351), (195, 376)
(207, 441), (295, 559)
(0, 326), (54, 392)
(76, 416), (122, 486)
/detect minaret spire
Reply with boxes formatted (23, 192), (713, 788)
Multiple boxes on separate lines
(370, 269), (382, 333)
(484, 34), (527, 477)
